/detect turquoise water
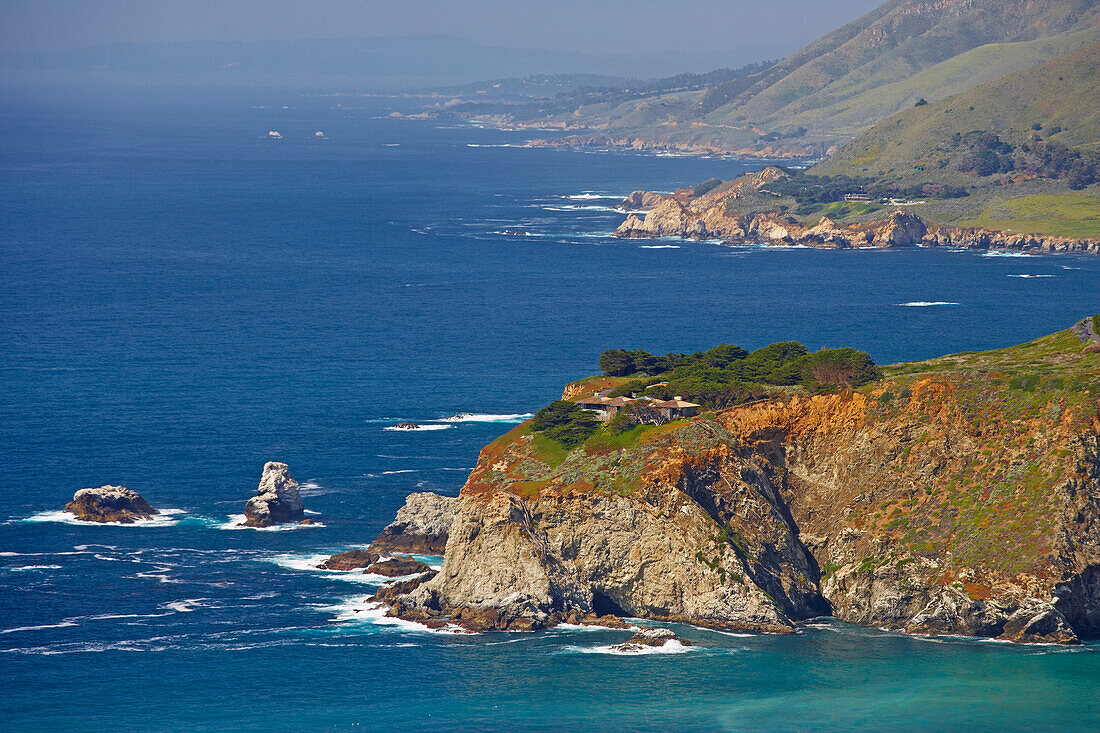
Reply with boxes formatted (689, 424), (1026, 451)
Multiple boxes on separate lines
(1, 91), (1097, 732)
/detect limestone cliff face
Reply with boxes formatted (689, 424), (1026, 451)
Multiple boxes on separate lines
(393, 421), (826, 632)
(383, 331), (1100, 643)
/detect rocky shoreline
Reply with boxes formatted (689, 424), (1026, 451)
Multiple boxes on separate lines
(365, 328), (1100, 644)
(614, 192), (1100, 255)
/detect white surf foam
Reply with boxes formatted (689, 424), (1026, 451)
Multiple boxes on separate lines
(1, 621), (78, 634)
(23, 509), (184, 527)
(981, 250), (1032, 258)
(381, 469), (417, 475)
(217, 514), (325, 531)
(383, 424), (452, 431)
(560, 639), (694, 656)
(1007, 274), (1055, 278)
(325, 597), (469, 634)
(896, 301), (960, 307)
(436, 412), (532, 423)
(563, 193), (620, 200)
(640, 245), (680, 249)
(160, 599), (209, 613)
(8, 565), (62, 572)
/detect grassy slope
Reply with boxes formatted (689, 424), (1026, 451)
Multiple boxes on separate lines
(804, 42), (1100, 236)
(781, 26), (1100, 140)
(623, 0), (1100, 150)
(813, 41), (1100, 180)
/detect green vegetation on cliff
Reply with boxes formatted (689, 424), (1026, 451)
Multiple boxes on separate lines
(597, 340), (879, 407)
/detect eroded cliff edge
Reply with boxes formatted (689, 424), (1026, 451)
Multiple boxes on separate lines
(379, 327), (1100, 643)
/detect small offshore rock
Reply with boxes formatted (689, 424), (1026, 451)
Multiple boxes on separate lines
(64, 485), (158, 524)
(241, 461), (304, 528)
(393, 422), (421, 430)
(611, 627), (689, 652)
(498, 229), (529, 236)
(321, 548), (432, 576)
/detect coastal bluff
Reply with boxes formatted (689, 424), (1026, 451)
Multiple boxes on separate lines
(372, 326), (1100, 643)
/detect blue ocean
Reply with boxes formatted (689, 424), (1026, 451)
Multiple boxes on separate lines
(1, 90), (1097, 732)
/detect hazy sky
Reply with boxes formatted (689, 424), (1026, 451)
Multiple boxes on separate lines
(2, 0), (886, 55)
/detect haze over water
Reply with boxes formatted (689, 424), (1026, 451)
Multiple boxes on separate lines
(1, 92), (1097, 731)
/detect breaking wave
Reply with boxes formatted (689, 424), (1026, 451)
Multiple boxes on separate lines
(23, 509), (185, 527)
(896, 301), (960, 307)
(383, 424), (452, 432)
(437, 412), (532, 423)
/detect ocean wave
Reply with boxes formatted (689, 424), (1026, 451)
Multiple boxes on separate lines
(381, 469), (417, 475)
(1007, 274), (1055, 278)
(897, 301), (960, 307)
(216, 514), (325, 531)
(159, 598), (211, 613)
(383, 424), (452, 432)
(640, 245), (680, 249)
(563, 193), (621, 200)
(559, 639), (695, 656)
(981, 250), (1033, 258)
(436, 412), (532, 423)
(1, 621), (78, 634)
(23, 509), (185, 527)
(325, 597), (469, 634)
(7, 564), (62, 572)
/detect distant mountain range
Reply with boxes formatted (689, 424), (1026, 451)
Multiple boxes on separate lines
(0, 35), (781, 91)
(418, 0), (1100, 157)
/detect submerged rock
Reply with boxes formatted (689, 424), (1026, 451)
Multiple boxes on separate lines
(241, 462), (304, 528)
(64, 485), (158, 524)
(370, 492), (458, 554)
(611, 627), (689, 652)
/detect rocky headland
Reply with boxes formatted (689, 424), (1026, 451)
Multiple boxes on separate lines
(369, 326), (1100, 643)
(241, 462), (306, 528)
(64, 485), (159, 524)
(612, 168), (1100, 255)
(369, 491), (458, 554)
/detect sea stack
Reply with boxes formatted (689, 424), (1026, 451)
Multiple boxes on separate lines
(241, 462), (305, 527)
(64, 485), (158, 524)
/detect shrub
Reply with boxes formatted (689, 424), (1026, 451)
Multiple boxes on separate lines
(914, 98), (928, 107)
(691, 178), (724, 197)
(530, 401), (599, 448)
(800, 348), (880, 390)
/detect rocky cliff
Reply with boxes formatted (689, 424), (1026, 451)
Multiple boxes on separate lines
(379, 327), (1100, 643)
(369, 492), (457, 554)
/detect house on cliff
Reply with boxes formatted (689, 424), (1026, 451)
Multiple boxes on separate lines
(576, 395), (700, 423)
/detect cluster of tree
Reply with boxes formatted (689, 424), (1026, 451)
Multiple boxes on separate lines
(529, 400), (599, 448)
(599, 341), (880, 408)
(770, 172), (968, 204)
(949, 131), (1100, 188)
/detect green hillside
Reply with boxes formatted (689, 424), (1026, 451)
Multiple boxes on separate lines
(812, 41), (1100, 181)
(464, 0), (1100, 156)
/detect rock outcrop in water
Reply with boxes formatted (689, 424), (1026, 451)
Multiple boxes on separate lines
(611, 627), (689, 652)
(369, 492), (458, 554)
(377, 327), (1100, 643)
(241, 462), (305, 528)
(320, 549), (432, 577)
(64, 485), (159, 523)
